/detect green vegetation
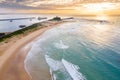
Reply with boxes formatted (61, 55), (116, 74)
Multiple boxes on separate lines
(0, 17), (62, 42)
(0, 23), (41, 42)
(50, 16), (61, 21)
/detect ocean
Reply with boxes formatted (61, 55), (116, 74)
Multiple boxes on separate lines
(0, 14), (54, 33)
(24, 15), (120, 80)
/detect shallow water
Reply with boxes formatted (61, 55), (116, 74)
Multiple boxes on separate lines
(24, 16), (120, 80)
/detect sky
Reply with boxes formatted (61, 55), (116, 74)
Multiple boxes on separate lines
(0, 0), (120, 15)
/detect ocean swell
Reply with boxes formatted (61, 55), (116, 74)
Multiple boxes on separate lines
(24, 18), (120, 80)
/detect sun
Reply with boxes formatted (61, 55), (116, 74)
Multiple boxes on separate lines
(84, 2), (118, 13)
(75, 2), (118, 14)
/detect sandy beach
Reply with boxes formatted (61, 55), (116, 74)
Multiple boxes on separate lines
(0, 20), (66, 80)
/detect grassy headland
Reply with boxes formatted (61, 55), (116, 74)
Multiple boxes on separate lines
(0, 17), (64, 55)
(0, 16), (62, 42)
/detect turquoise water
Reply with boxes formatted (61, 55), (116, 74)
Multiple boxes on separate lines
(25, 17), (120, 80)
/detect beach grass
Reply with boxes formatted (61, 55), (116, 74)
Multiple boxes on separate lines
(0, 23), (43, 42)
(0, 17), (62, 42)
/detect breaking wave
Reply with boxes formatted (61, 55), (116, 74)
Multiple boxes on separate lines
(45, 55), (87, 80)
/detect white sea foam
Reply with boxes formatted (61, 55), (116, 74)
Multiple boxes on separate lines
(45, 55), (87, 80)
(45, 55), (63, 71)
(45, 55), (63, 80)
(45, 55), (74, 80)
(62, 59), (87, 80)
(24, 21), (88, 80)
(54, 40), (69, 49)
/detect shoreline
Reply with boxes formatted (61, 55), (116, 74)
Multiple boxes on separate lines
(0, 20), (67, 80)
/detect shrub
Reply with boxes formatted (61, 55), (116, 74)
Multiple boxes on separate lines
(50, 16), (61, 21)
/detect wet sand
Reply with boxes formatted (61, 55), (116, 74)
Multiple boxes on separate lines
(0, 20), (66, 80)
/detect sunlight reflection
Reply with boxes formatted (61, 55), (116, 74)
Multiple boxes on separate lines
(94, 24), (109, 32)
(95, 15), (109, 20)
(80, 3), (119, 13)
(88, 23), (114, 46)
(76, 19), (114, 46)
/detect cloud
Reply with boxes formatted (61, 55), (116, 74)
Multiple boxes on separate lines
(0, 0), (79, 10)
(0, 0), (120, 11)
(0, 0), (55, 10)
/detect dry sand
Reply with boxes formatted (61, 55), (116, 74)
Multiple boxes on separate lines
(0, 20), (67, 80)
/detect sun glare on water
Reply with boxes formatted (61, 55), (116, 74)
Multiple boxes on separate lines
(94, 15), (110, 32)
(95, 15), (109, 20)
